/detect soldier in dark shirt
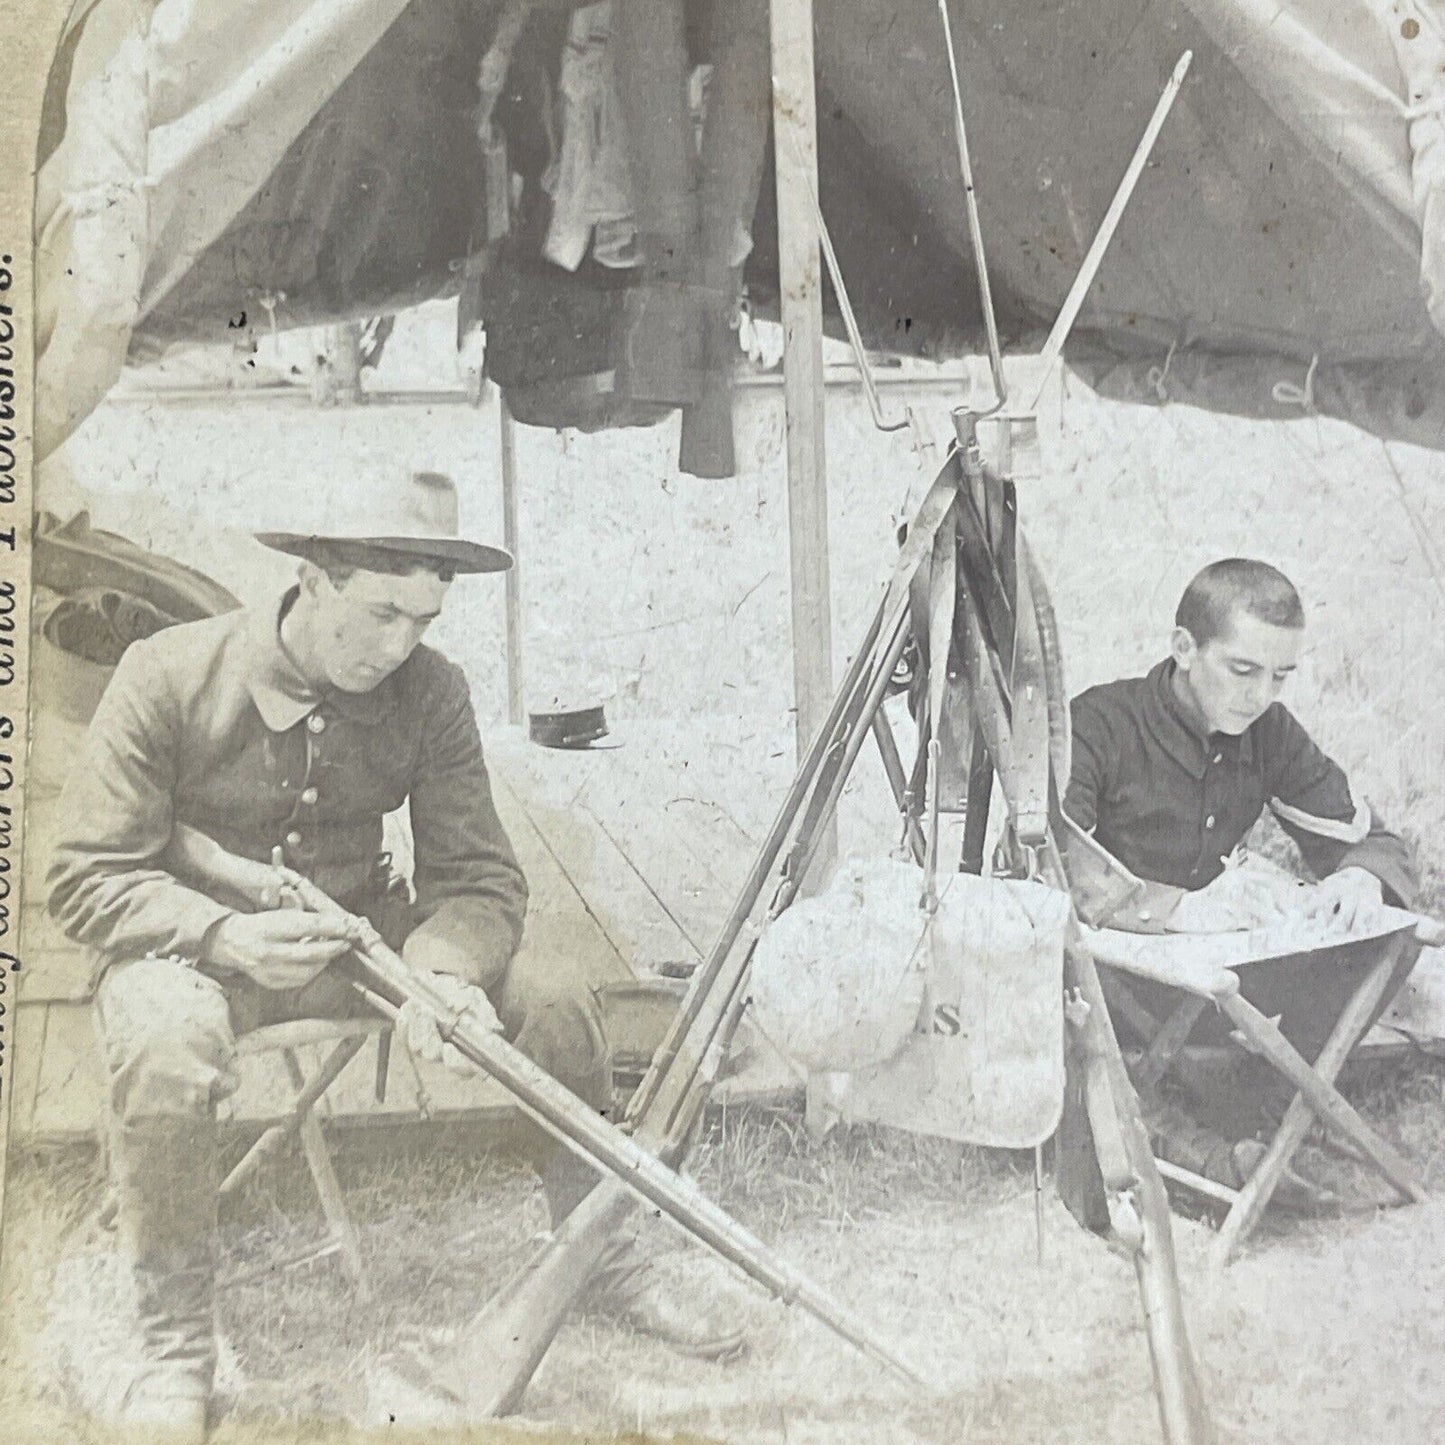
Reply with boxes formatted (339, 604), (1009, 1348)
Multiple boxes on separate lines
(1063, 558), (1419, 1198)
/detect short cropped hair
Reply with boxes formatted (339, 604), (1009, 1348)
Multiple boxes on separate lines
(304, 541), (456, 589)
(1175, 558), (1304, 645)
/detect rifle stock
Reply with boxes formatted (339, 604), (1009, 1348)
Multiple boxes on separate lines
(436, 1178), (635, 1415)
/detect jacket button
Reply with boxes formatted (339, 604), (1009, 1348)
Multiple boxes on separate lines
(300, 787), (319, 805)
(285, 830), (303, 848)
(307, 714), (327, 734)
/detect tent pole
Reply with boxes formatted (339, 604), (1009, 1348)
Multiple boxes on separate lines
(500, 395), (524, 726)
(769, 0), (835, 878)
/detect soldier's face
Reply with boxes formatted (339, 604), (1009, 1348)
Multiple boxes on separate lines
(1172, 611), (1302, 735)
(312, 567), (450, 692)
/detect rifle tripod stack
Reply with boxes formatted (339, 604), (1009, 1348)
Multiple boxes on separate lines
(414, 408), (1217, 1443)
(425, 27), (1212, 1437)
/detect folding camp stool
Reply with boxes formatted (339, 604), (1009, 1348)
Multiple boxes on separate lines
(1090, 914), (1443, 1266)
(218, 1015), (392, 1301)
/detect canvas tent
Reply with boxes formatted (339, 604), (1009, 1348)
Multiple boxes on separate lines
(35, 0), (1445, 459)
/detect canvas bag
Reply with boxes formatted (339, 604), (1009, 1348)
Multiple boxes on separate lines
(806, 511), (1070, 1147)
(807, 868), (1069, 1148)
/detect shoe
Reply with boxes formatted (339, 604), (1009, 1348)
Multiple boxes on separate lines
(1230, 1139), (1341, 1215)
(116, 1367), (209, 1443)
(587, 1242), (750, 1360)
(1145, 1097), (1337, 1214)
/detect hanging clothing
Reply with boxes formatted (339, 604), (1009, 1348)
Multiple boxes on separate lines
(543, 2), (637, 272)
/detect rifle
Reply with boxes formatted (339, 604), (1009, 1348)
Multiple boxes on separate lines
(163, 824), (930, 1391)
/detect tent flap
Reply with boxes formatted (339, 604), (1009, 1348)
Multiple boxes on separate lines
(35, 0), (151, 461)
(36, 0), (1445, 455)
(37, 0), (412, 460)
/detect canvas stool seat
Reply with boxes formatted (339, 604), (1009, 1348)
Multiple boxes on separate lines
(1086, 906), (1442, 1265)
(218, 1015), (393, 1300)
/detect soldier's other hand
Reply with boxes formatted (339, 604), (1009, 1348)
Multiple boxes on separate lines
(206, 909), (355, 990)
(1299, 867), (1384, 933)
(396, 973), (503, 1076)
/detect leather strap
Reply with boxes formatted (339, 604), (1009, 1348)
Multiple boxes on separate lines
(1007, 551), (1051, 846)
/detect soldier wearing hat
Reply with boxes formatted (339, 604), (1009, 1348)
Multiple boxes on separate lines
(47, 471), (745, 1439)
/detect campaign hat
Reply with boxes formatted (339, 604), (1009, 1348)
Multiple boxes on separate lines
(255, 470), (511, 574)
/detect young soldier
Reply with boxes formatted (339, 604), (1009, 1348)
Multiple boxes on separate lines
(48, 472), (743, 1440)
(1063, 558), (1419, 1198)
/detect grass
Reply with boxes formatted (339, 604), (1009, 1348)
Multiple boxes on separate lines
(8, 1067), (1445, 1444)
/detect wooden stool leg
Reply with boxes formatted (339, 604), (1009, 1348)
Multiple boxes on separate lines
(1213, 945), (1425, 1267)
(219, 1034), (370, 1199)
(1135, 996), (1210, 1096)
(296, 1107), (370, 1303)
(1070, 942), (1218, 1445)
(280, 1047), (371, 1302)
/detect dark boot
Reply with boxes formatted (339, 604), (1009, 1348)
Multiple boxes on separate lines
(112, 1118), (219, 1439)
(1144, 1096), (1335, 1213)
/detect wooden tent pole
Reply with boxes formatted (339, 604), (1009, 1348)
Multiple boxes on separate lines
(769, 0), (835, 874)
(500, 396), (524, 726)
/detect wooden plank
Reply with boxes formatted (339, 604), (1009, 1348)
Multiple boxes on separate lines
(770, 0), (835, 878)
(28, 1000), (105, 1141)
(17, 902), (95, 1003)
(9, 1003), (50, 1139)
(497, 735), (736, 959)
(492, 774), (631, 986)
(492, 734), (706, 968)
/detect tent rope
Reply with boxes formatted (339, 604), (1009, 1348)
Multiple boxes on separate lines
(1271, 354), (1319, 413)
(1147, 339), (1179, 403)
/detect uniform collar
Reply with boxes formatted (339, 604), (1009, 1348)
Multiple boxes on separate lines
(1144, 658), (1255, 778)
(245, 588), (399, 732)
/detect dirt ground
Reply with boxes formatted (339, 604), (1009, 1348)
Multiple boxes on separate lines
(10, 307), (1445, 1441)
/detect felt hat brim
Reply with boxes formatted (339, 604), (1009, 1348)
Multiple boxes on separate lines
(255, 533), (513, 574)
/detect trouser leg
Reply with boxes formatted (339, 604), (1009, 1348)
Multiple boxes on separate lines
(95, 956), (239, 1408)
(494, 950), (612, 1226)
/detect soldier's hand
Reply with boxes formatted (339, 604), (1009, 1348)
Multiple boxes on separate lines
(1299, 867), (1384, 933)
(396, 972), (503, 1076)
(205, 909), (355, 990)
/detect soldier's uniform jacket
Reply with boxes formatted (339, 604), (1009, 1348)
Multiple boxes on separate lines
(48, 588), (529, 986)
(1064, 658), (1417, 910)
